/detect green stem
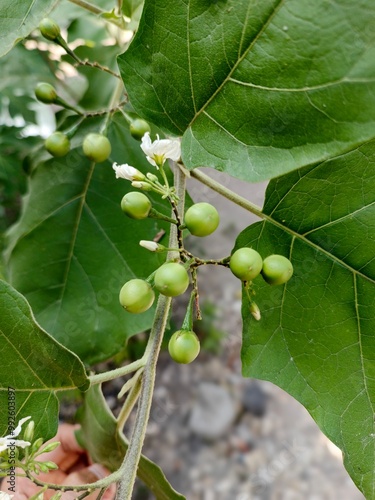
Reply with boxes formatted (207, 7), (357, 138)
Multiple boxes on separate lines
(55, 96), (83, 115)
(74, 59), (121, 79)
(116, 371), (143, 429)
(100, 79), (125, 134)
(117, 0), (123, 14)
(190, 169), (264, 219)
(67, 0), (108, 16)
(115, 164), (185, 499)
(89, 357), (145, 385)
(148, 208), (178, 225)
(115, 294), (172, 499)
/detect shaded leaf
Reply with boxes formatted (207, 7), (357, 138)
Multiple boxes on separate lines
(0, 280), (88, 439)
(5, 115), (173, 365)
(119, 0), (375, 182)
(0, 0), (57, 58)
(78, 384), (185, 499)
(239, 140), (375, 497)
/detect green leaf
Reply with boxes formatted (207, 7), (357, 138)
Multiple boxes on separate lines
(5, 115), (172, 365)
(239, 140), (375, 497)
(119, 0), (375, 182)
(0, 280), (88, 439)
(121, 0), (144, 30)
(78, 384), (185, 499)
(0, 0), (57, 58)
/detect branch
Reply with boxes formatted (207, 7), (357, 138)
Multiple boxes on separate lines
(115, 164), (186, 499)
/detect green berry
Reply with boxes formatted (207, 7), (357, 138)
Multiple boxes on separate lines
(154, 263), (189, 297)
(39, 18), (61, 41)
(121, 192), (152, 219)
(35, 82), (57, 104)
(184, 202), (220, 237)
(229, 248), (263, 281)
(130, 119), (151, 141)
(45, 132), (70, 157)
(119, 279), (155, 313)
(82, 133), (111, 163)
(261, 255), (293, 285)
(168, 330), (200, 364)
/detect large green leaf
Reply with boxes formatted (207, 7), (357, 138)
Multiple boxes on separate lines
(238, 140), (375, 497)
(0, 280), (88, 439)
(119, 0), (375, 182)
(0, 0), (57, 58)
(78, 384), (185, 499)
(5, 115), (172, 365)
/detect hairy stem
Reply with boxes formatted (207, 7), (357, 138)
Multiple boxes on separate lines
(89, 357), (146, 385)
(67, 0), (108, 16)
(190, 168), (264, 219)
(115, 164), (186, 499)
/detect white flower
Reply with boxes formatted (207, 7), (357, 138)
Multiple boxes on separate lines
(0, 492), (14, 500)
(112, 163), (145, 181)
(0, 416), (31, 453)
(140, 132), (180, 168)
(139, 240), (159, 252)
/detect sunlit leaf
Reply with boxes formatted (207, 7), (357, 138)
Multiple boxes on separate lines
(239, 140), (375, 497)
(120, 0), (375, 181)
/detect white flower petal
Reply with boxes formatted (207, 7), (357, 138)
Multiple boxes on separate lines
(140, 133), (181, 166)
(139, 240), (158, 252)
(12, 416), (31, 438)
(12, 438), (31, 449)
(0, 491), (14, 500)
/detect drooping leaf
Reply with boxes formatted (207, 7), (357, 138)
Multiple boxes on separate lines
(0, 280), (88, 439)
(78, 383), (185, 499)
(238, 140), (375, 497)
(119, 0), (375, 182)
(0, 0), (57, 58)
(4, 115), (173, 365)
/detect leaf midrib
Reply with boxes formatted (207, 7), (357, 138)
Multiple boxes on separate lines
(186, 0), (286, 129)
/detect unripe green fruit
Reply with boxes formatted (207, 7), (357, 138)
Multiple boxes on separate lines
(229, 248), (263, 281)
(39, 18), (61, 41)
(184, 202), (220, 237)
(45, 132), (70, 157)
(119, 279), (155, 313)
(35, 82), (57, 104)
(168, 330), (200, 364)
(121, 192), (152, 219)
(130, 119), (151, 141)
(82, 133), (111, 163)
(261, 255), (293, 285)
(154, 263), (189, 297)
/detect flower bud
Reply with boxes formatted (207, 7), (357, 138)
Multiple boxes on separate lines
(23, 420), (35, 443)
(31, 437), (44, 454)
(50, 493), (62, 500)
(40, 441), (60, 454)
(249, 302), (261, 321)
(39, 18), (61, 41)
(113, 163), (145, 181)
(139, 240), (166, 252)
(41, 460), (58, 470)
(146, 173), (159, 182)
(131, 181), (152, 191)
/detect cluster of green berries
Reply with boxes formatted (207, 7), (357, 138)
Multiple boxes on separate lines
(35, 18), (151, 161)
(118, 198), (220, 364)
(118, 193), (293, 363)
(229, 248), (293, 285)
(35, 80), (112, 162)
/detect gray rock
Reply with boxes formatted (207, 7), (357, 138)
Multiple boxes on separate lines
(242, 381), (268, 417)
(188, 382), (238, 440)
